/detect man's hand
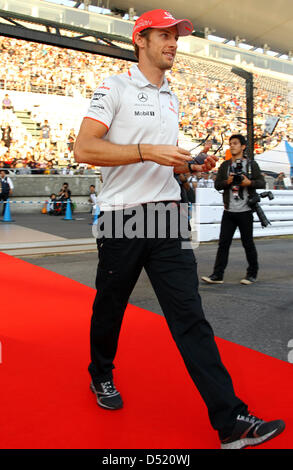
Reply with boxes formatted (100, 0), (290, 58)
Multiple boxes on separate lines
(240, 175), (252, 187)
(200, 155), (218, 172)
(174, 155), (218, 175)
(226, 174), (234, 185)
(148, 145), (191, 167)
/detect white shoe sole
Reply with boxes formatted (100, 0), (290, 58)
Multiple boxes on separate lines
(240, 279), (255, 285)
(221, 423), (285, 449)
(202, 276), (223, 284)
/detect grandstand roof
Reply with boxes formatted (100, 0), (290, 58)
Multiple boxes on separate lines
(108, 0), (293, 56)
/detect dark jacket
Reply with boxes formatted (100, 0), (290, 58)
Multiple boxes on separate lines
(215, 158), (266, 210)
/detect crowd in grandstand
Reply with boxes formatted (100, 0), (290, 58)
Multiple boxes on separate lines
(0, 36), (292, 173)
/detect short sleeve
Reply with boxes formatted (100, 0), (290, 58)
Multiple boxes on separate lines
(85, 77), (119, 131)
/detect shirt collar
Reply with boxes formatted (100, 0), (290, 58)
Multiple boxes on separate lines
(128, 65), (171, 93)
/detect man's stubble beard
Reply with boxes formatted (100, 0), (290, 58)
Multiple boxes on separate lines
(145, 43), (174, 71)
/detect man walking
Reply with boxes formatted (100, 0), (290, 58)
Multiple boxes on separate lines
(0, 169), (14, 216)
(74, 10), (284, 449)
(202, 134), (265, 285)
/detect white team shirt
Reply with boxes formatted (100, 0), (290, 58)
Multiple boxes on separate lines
(85, 65), (181, 210)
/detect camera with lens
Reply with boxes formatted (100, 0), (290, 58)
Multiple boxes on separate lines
(232, 159), (244, 185)
(247, 191), (274, 228)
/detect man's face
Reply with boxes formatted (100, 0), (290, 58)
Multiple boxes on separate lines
(229, 138), (245, 157)
(139, 27), (178, 71)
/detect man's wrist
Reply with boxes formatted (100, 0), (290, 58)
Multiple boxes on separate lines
(138, 143), (151, 162)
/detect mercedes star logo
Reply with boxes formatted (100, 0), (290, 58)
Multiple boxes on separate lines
(138, 92), (148, 102)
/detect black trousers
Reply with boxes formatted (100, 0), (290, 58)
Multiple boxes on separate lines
(0, 192), (9, 216)
(213, 210), (258, 279)
(89, 204), (247, 432)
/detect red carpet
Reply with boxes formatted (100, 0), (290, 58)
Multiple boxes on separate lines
(0, 252), (292, 449)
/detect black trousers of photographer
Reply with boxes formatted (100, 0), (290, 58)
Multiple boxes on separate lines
(0, 192), (9, 216)
(213, 210), (258, 279)
(89, 203), (247, 433)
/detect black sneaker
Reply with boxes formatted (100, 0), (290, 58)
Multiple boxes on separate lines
(240, 276), (257, 285)
(220, 413), (285, 449)
(90, 380), (123, 410)
(201, 274), (224, 284)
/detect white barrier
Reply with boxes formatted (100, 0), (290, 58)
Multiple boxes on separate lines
(0, 197), (92, 214)
(192, 189), (293, 242)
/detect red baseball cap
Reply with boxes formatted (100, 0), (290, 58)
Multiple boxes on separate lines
(132, 9), (194, 43)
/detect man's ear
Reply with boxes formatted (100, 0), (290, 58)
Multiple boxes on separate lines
(134, 33), (145, 50)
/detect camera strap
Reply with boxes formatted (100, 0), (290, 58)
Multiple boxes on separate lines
(246, 159), (252, 178)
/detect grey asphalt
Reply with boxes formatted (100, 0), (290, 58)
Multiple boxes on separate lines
(15, 223), (293, 363)
(5, 212), (94, 239)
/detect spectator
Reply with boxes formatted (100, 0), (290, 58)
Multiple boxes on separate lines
(0, 140), (8, 157)
(2, 94), (13, 110)
(40, 119), (51, 149)
(43, 161), (56, 174)
(22, 135), (35, 155)
(197, 172), (214, 188)
(0, 36), (291, 171)
(47, 193), (62, 216)
(174, 173), (195, 204)
(62, 164), (74, 175)
(274, 172), (286, 189)
(67, 128), (76, 154)
(16, 162), (31, 175)
(1, 123), (12, 148)
(27, 155), (38, 173)
(54, 123), (67, 156)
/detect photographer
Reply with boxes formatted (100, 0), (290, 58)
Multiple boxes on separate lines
(274, 172), (286, 190)
(58, 182), (72, 215)
(202, 134), (265, 285)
